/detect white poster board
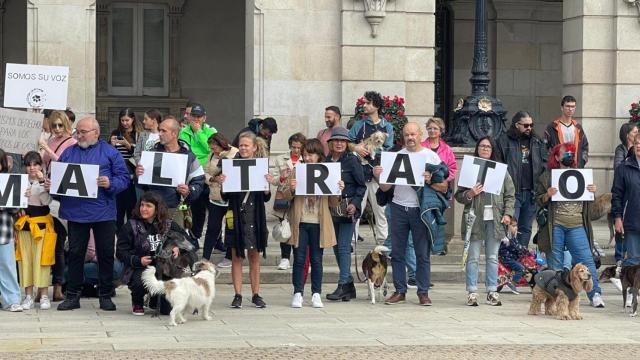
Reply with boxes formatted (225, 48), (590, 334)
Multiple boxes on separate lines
(457, 155), (508, 195)
(0, 174), (29, 208)
(295, 163), (341, 195)
(222, 158), (269, 193)
(49, 162), (99, 198)
(4, 63), (69, 110)
(0, 107), (42, 154)
(137, 151), (188, 187)
(551, 168), (595, 202)
(379, 151), (429, 186)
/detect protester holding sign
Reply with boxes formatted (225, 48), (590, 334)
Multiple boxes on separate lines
(203, 133), (238, 262)
(135, 118), (205, 232)
(15, 152), (56, 311)
(282, 139), (343, 308)
(216, 131), (272, 309)
(51, 117), (130, 312)
(324, 127), (366, 302)
(534, 142), (604, 308)
(0, 149), (24, 312)
(270, 132), (306, 271)
(454, 137), (515, 307)
(612, 134), (640, 269)
(111, 108), (141, 228)
(39, 110), (76, 174)
(374, 123), (444, 306)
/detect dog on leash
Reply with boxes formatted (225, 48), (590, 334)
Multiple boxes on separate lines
(528, 263), (593, 320)
(143, 260), (217, 326)
(362, 245), (390, 304)
(354, 131), (387, 166)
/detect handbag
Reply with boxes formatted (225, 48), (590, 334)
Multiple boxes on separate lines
(273, 190), (290, 211)
(272, 216), (292, 243)
(330, 197), (352, 218)
(535, 206), (548, 227)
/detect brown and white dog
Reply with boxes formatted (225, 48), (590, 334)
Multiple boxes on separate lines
(362, 245), (390, 304)
(354, 131), (387, 166)
(528, 263), (593, 320)
(142, 260), (217, 326)
(602, 264), (640, 316)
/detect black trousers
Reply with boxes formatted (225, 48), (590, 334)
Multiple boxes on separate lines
(190, 187), (210, 241)
(66, 221), (116, 298)
(51, 217), (67, 285)
(203, 202), (228, 260)
(116, 181), (137, 229)
(129, 268), (171, 314)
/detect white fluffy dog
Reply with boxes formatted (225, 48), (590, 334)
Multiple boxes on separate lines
(142, 260), (217, 326)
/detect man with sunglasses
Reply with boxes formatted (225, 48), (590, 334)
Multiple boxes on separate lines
(496, 111), (547, 247)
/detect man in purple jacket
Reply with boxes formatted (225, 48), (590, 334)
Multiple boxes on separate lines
(51, 117), (130, 311)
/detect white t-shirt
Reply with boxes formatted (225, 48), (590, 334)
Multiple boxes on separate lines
(560, 122), (575, 144)
(144, 133), (160, 151)
(392, 147), (442, 208)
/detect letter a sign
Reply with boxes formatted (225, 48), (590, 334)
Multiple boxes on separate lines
(50, 162), (99, 198)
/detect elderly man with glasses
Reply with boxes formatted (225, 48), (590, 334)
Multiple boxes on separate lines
(496, 111), (547, 247)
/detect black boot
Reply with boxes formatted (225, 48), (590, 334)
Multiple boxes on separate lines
(99, 296), (117, 311)
(346, 281), (357, 299)
(57, 293), (80, 311)
(326, 284), (353, 301)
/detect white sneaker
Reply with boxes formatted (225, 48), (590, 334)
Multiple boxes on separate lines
(278, 258), (290, 270)
(21, 295), (34, 310)
(626, 290), (633, 308)
(217, 258), (232, 268)
(311, 293), (324, 308)
(591, 293), (605, 308)
(8, 304), (22, 312)
(611, 278), (623, 293)
(39, 295), (50, 310)
(291, 292), (303, 308)
(466, 292), (478, 306)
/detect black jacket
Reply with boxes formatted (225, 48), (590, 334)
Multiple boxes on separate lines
(496, 128), (547, 193)
(612, 155), (640, 232)
(326, 151), (366, 220)
(544, 119), (589, 168)
(232, 118), (271, 149)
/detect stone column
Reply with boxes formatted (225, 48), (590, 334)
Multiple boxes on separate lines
(27, 0), (96, 117)
(340, 0), (436, 122)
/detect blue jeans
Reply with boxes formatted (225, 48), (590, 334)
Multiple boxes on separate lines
(615, 233), (626, 263)
(514, 190), (536, 247)
(623, 231), (640, 266)
(84, 259), (125, 286)
(550, 224), (601, 299)
(431, 223), (446, 254)
(293, 223), (323, 294)
(389, 203), (431, 295)
(466, 221), (499, 292)
(0, 241), (21, 307)
(383, 206), (416, 280)
(333, 221), (354, 284)
(502, 258), (525, 283)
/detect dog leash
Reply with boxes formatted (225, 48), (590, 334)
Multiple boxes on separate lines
(351, 215), (367, 283)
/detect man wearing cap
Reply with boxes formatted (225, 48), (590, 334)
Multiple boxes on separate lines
(317, 106), (341, 156)
(232, 117), (278, 150)
(179, 103), (216, 248)
(373, 122), (446, 306)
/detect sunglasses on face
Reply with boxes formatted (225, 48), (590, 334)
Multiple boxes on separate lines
(51, 123), (64, 129)
(518, 123), (534, 129)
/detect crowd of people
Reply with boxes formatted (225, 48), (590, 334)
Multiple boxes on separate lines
(0, 92), (633, 316)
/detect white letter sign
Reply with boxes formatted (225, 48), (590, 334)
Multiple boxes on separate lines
(295, 163), (341, 195)
(49, 162), (99, 198)
(0, 174), (29, 208)
(457, 155), (508, 195)
(551, 169), (594, 202)
(4, 63), (69, 110)
(379, 151), (429, 186)
(222, 158), (269, 192)
(137, 151), (188, 187)
(0, 107), (42, 154)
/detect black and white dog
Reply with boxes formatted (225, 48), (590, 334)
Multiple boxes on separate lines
(362, 245), (390, 304)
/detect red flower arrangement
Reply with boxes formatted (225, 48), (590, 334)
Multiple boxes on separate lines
(630, 101), (640, 123)
(354, 95), (408, 145)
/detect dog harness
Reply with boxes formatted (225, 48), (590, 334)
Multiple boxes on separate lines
(534, 269), (577, 301)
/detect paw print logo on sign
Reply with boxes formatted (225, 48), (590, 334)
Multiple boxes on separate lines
(26, 88), (46, 108)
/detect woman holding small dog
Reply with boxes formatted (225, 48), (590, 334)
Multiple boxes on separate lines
(535, 142), (604, 308)
(216, 131), (272, 309)
(455, 136), (515, 307)
(282, 139), (343, 308)
(116, 192), (188, 316)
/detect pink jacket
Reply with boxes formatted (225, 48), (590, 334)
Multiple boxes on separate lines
(421, 138), (457, 181)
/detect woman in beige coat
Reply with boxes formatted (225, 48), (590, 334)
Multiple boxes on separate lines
(282, 139), (343, 308)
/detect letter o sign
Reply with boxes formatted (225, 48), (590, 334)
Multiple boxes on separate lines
(558, 169), (585, 200)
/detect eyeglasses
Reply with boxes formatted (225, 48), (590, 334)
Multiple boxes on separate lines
(77, 129), (97, 135)
(426, 127), (440, 132)
(478, 144), (492, 149)
(518, 123), (534, 129)
(51, 123), (64, 129)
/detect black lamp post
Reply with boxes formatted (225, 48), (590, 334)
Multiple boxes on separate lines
(445, 0), (507, 147)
